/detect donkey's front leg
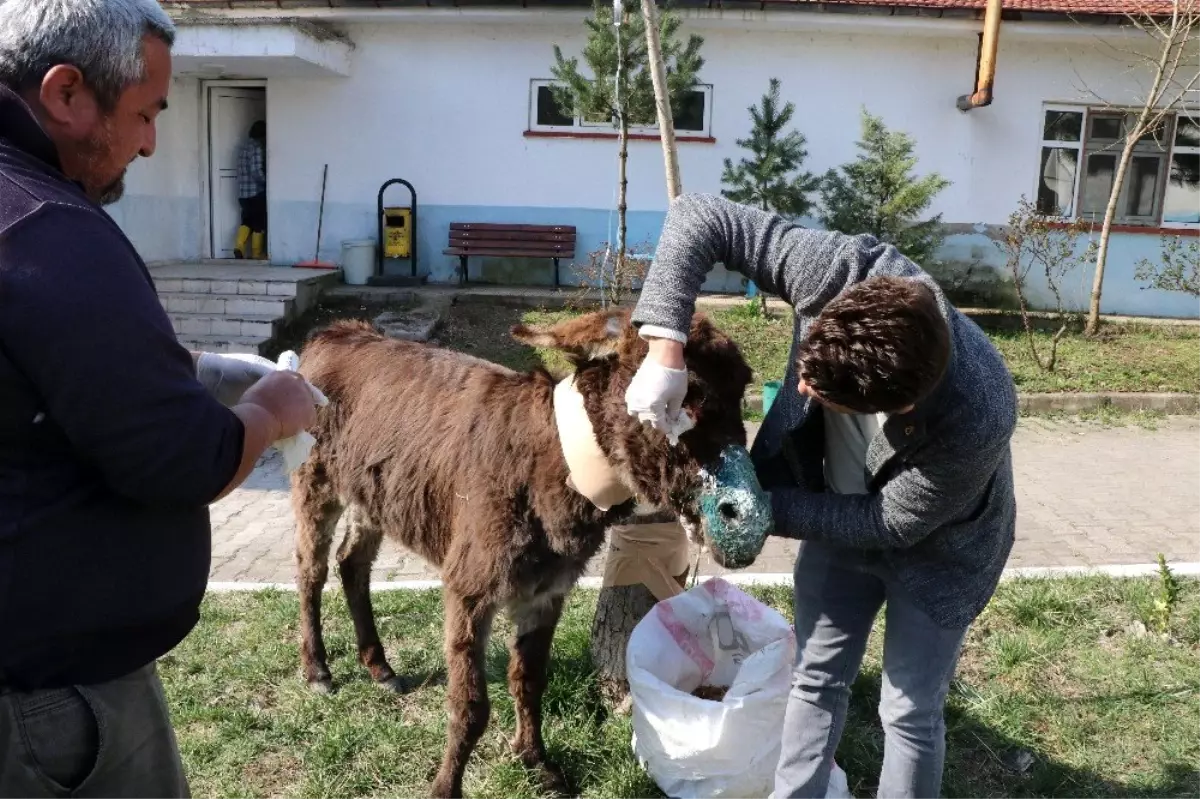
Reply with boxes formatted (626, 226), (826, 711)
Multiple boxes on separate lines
(507, 593), (570, 795)
(431, 589), (496, 798)
(292, 464), (343, 694)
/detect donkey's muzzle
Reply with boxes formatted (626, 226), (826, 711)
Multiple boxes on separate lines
(697, 445), (772, 569)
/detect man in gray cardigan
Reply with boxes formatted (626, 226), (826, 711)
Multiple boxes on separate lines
(627, 193), (1018, 798)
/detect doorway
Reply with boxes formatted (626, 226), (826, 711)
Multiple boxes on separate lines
(205, 82), (267, 260)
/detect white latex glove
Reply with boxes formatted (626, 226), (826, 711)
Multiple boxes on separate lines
(625, 360), (690, 442)
(196, 352), (277, 407)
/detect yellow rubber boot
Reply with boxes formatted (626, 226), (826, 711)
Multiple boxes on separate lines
(251, 232), (266, 260)
(234, 225), (250, 258)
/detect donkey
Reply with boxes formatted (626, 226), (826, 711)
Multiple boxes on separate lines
(291, 309), (768, 798)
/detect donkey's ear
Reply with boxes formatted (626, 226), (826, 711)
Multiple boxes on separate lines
(511, 310), (628, 361)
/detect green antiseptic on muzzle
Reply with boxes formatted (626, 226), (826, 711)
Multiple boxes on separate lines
(697, 445), (773, 568)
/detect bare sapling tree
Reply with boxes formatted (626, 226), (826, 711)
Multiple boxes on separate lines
(641, 0), (682, 201)
(999, 197), (1098, 372)
(551, 0), (702, 301)
(586, 1), (705, 709)
(1083, 0), (1199, 335)
(572, 239), (653, 307)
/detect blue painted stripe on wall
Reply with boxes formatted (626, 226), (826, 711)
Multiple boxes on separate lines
(939, 230), (1200, 320)
(268, 201), (749, 292)
(108, 194), (204, 263)
(263, 199), (1197, 318)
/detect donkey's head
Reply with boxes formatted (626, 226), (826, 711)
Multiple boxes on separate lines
(512, 309), (772, 568)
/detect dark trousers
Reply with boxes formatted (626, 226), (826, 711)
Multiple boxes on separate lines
(0, 663), (189, 798)
(239, 192), (267, 233)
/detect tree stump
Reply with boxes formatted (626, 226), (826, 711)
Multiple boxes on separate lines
(590, 583), (659, 709)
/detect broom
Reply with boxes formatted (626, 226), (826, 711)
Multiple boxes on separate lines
(296, 164), (336, 269)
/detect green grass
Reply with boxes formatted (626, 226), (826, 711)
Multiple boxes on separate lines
(709, 302), (797, 394)
(438, 301), (793, 395)
(712, 302), (1199, 395)
(988, 327), (1200, 394)
(161, 576), (1200, 798)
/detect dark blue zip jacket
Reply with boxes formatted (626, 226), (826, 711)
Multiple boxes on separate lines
(0, 88), (244, 690)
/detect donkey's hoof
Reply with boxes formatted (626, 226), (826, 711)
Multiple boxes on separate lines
(511, 744), (572, 797)
(537, 763), (572, 797)
(376, 675), (411, 694)
(308, 678), (335, 695)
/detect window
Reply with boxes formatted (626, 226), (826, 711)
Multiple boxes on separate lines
(528, 79), (713, 138)
(1163, 113), (1199, 227)
(1037, 107), (1083, 216)
(1035, 105), (1199, 228)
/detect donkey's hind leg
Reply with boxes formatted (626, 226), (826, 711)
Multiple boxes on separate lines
(336, 505), (406, 692)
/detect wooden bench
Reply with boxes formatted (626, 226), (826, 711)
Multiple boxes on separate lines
(444, 222), (576, 287)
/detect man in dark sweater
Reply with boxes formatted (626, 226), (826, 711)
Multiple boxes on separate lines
(0, 1), (322, 796)
(627, 193), (1018, 798)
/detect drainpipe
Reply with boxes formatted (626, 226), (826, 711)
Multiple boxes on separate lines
(957, 0), (1003, 111)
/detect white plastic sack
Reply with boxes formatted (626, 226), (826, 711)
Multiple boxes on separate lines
(627, 577), (850, 799)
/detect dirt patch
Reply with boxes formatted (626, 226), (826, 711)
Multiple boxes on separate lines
(430, 303), (543, 372)
(241, 750), (304, 798)
(265, 297), (399, 361)
(269, 297), (556, 374)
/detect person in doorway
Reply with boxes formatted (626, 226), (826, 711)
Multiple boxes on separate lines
(624, 193), (1018, 799)
(0, 2), (323, 796)
(234, 119), (266, 259)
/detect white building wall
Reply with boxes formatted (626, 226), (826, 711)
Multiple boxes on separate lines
(267, 19), (976, 287)
(107, 77), (204, 263)
(117, 13), (1196, 316)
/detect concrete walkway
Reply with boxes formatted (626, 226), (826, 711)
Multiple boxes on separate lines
(208, 417), (1200, 585)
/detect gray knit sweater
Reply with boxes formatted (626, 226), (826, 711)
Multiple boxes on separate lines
(632, 193), (1018, 629)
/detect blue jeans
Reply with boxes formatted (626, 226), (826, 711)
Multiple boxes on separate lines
(774, 542), (968, 799)
(0, 663), (188, 798)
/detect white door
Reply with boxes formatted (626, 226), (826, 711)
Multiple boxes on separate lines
(208, 86), (266, 259)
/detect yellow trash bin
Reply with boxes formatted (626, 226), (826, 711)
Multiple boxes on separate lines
(383, 207), (412, 259)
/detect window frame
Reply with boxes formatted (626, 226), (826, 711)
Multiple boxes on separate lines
(527, 78), (714, 138)
(1034, 103), (1087, 220)
(1162, 111), (1200, 230)
(1078, 111), (1171, 226)
(1034, 103), (1200, 230)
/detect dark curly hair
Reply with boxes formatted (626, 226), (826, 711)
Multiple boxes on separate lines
(796, 276), (950, 413)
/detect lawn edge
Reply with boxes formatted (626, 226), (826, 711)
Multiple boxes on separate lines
(207, 561), (1200, 593)
(743, 391), (1200, 414)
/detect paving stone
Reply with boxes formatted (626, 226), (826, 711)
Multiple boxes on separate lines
(208, 419), (1200, 584)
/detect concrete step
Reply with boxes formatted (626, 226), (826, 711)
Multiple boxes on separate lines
(168, 311), (282, 339)
(159, 292), (294, 318)
(153, 276), (306, 299)
(176, 333), (271, 355)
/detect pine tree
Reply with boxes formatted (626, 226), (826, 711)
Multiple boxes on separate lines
(551, 1), (703, 287)
(819, 108), (950, 267)
(721, 78), (819, 218)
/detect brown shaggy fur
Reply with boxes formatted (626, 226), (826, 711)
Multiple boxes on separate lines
(291, 309), (752, 798)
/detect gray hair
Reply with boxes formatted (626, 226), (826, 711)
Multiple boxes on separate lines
(0, 0), (175, 108)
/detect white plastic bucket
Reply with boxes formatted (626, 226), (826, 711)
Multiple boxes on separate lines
(341, 239), (376, 285)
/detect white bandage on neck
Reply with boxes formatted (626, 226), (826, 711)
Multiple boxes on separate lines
(553, 375), (635, 511)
